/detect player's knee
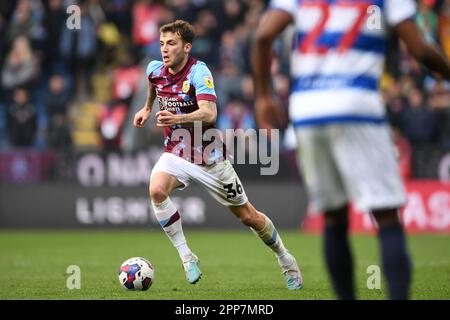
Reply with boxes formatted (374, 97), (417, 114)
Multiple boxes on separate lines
(372, 208), (401, 228)
(149, 185), (168, 203)
(324, 205), (349, 228)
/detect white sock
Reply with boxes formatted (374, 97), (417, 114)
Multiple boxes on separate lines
(252, 214), (289, 258)
(277, 251), (294, 267)
(152, 197), (192, 261)
(175, 243), (193, 262)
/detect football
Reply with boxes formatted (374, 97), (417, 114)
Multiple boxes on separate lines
(118, 257), (154, 291)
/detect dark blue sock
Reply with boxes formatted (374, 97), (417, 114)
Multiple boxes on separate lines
(378, 224), (412, 300)
(324, 224), (355, 300)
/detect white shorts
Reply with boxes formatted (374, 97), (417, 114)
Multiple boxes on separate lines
(150, 152), (248, 206)
(295, 123), (406, 212)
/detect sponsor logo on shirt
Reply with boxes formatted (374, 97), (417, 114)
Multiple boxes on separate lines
(204, 76), (214, 89)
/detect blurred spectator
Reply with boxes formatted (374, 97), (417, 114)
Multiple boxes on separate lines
(59, 1), (97, 100)
(6, 0), (45, 47)
(219, 30), (245, 72)
(417, 0), (439, 43)
(428, 79), (450, 109)
(169, 0), (196, 23)
(400, 88), (440, 145)
(0, 12), (6, 60)
(215, 60), (242, 110)
(132, 0), (167, 59)
(384, 77), (408, 129)
(7, 87), (37, 147)
(217, 96), (255, 131)
(132, 0), (163, 46)
(48, 112), (72, 151)
(399, 73), (418, 96)
(240, 74), (255, 107)
(43, 0), (65, 68)
(43, 73), (71, 150)
(191, 8), (219, 66)
(1, 35), (39, 94)
(112, 58), (141, 103)
(102, 0), (133, 35)
(235, 3), (265, 74)
(392, 127), (412, 180)
(428, 80), (450, 148)
(96, 21), (123, 70)
(99, 103), (128, 151)
(438, 0), (450, 60)
(217, 95), (256, 155)
(215, 0), (245, 34)
(86, 0), (106, 28)
(44, 74), (69, 117)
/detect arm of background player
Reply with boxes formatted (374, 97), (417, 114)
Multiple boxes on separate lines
(134, 82), (156, 128)
(395, 20), (450, 80)
(156, 100), (217, 126)
(251, 10), (292, 130)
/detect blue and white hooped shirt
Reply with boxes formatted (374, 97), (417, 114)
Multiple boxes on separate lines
(269, 0), (417, 127)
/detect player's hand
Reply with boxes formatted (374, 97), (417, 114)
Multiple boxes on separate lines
(255, 96), (287, 133)
(133, 107), (151, 128)
(156, 110), (179, 127)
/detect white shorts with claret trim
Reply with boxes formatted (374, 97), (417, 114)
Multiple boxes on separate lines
(150, 152), (248, 207)
(295, 123), (406, 213)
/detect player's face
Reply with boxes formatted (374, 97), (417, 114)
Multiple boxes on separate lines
(160, 32), (191, 70)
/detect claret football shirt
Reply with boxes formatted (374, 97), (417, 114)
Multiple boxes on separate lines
(146, 57), (224, 164)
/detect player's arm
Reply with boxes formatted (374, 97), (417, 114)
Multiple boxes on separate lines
(251, 9), (293, 130)
(395, 19), (450, 80)
(134, 82), (156, 128)
(156, 100), (217, 126)
(178, 99), (217, 124)
(157, 62), (217, 127)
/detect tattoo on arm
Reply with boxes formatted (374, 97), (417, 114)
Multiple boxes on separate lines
(177, 100), (217, 124)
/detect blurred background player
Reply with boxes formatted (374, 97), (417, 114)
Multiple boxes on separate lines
(133, 20), (302, 289)
(252, 0), (450, 299)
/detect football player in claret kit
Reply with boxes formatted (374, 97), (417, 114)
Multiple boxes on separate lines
(133, 20), (302, 290)
(252, 0), (450, 299)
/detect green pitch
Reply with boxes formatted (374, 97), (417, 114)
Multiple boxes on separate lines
(0, 230), (449, 300)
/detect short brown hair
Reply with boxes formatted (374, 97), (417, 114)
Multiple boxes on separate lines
(160, 20), (195, 44)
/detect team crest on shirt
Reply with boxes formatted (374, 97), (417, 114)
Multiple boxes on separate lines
(204, 76), (214, 89)
(182, 80), (190, 93)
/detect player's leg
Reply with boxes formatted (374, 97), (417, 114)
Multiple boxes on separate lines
(192, 158), (302, 289)
(295, 126), (354, 298)
(372, 208), (411, 300)
(149, 154), (201, 284)
(323, 205), (355, 300)
(150, 172), (190, 258)
(331, 124), (411, 299)
(228, 202), (303, 290)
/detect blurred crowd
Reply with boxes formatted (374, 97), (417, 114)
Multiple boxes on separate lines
(382, 0), (450, 178)
(0, 0), (449, 180)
